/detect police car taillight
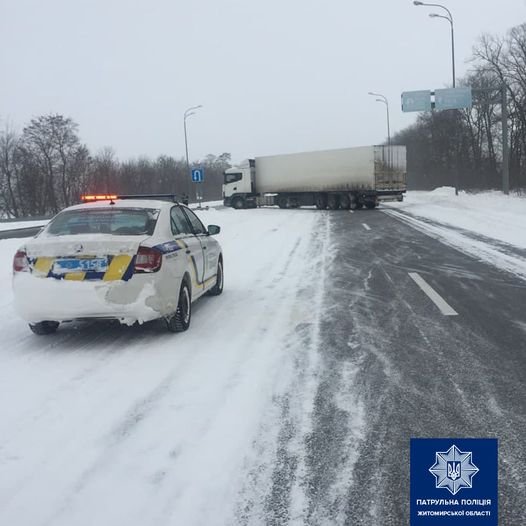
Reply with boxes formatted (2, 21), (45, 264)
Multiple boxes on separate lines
(13, 250), (29, 272)
(134, 246), (162, 273)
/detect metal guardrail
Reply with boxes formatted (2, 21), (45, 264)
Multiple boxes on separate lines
(0, 226), (44, 240)
(0, 215), (53, 223)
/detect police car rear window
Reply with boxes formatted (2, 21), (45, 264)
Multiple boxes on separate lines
(46, 208), (160, 236)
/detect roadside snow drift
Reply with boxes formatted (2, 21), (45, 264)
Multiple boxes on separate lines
(384, 188), (526, 280)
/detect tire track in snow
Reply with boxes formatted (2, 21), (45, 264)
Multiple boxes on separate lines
(151, 218), (319, 525)
(233, 212), (335, 525)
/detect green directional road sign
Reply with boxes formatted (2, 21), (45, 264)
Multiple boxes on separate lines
(434, 87), (472, 110)
(401, 90), (432, 112)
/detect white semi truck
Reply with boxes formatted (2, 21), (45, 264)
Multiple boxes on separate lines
(223, 145), (406, 210)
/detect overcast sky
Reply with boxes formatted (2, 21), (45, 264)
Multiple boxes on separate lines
(1, 0), (524, 163)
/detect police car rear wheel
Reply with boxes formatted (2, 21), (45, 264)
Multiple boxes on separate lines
(166, 282), (191, 332)
(29, 321), (59, 335)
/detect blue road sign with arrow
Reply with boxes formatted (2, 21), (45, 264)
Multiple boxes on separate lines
(191, 168), (204, 183)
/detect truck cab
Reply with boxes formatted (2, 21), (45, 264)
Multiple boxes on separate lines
(223, 159), (256, 209)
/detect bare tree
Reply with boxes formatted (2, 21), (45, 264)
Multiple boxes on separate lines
(20, 114), (88, 212)
(0, 125), (21, 217)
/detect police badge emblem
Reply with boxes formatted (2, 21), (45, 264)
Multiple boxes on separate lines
(429, 444), (479, 495)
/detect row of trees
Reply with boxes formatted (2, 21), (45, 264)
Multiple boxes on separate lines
(394, 23), (526, 192)
(0, 115), (231, 217)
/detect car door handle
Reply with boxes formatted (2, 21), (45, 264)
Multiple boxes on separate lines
(203, 246), (207, 250)
(186, 250), (191, 254)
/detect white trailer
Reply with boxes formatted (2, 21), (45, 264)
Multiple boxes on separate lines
(223, 145), (406, 210)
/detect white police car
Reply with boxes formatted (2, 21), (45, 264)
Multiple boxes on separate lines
(12, 194), (223, 334)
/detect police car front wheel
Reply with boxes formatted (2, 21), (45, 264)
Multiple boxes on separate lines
(207, 259), (223, 296)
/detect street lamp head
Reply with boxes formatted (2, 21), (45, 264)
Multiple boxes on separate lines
(184, 105), (203, 118)
(413, 1), (424, 5)
(429, 13), (439, 17)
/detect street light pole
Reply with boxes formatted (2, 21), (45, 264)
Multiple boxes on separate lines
(414, 2), (458, 193)
(413, 1), (455, 88)
(501, 85), (510, 195)
(368, 92), (391, 170)
(183, 105), (202, 203)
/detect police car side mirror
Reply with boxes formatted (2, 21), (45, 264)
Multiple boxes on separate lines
(207, 225), (220, 236)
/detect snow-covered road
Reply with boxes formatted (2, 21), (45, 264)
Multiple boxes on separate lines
(0, 208), (335, 525)
(2, 194), (526, 525)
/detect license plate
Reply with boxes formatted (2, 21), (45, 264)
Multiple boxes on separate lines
(53, 258), (108, 274)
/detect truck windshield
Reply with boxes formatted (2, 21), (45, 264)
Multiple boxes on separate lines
(45, 208), (159, 236)
(224, 172), (242, 184)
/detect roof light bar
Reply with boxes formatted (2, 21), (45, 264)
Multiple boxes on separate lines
(81, 194), (118, 201)
(81, 194), (187, 206)
(81, 194), (182, 203)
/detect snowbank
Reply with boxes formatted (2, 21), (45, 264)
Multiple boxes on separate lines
(386, 188), (526, 249)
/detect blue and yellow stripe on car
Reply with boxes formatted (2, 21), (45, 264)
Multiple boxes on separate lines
(29, 254), (136, 282)
(155, 238), (214, 289)
(155, 239), (204, 288)
(28, 239), (188, 282)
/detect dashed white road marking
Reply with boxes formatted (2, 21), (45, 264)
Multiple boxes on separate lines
(408, 272), (458, 316)
(362, 223), (371, 231)
(349, 210), (354, 214)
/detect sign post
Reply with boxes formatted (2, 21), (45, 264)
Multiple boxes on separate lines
(191, 168), (204, 208)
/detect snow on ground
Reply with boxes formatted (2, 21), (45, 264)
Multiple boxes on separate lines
(0, 207), (335, 526)
(384, 187), (526, 280)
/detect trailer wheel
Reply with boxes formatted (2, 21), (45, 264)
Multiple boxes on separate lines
(232, 196), (245, 209)
(277, 196), (288, 209)
(365, 201), (376, 209)
(29, 321), (59, 335)
(339, 193), (351, 210)
(355, 202), (363, 210)
(327, 194), (340, 210)
(315, 193), (328, 210)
